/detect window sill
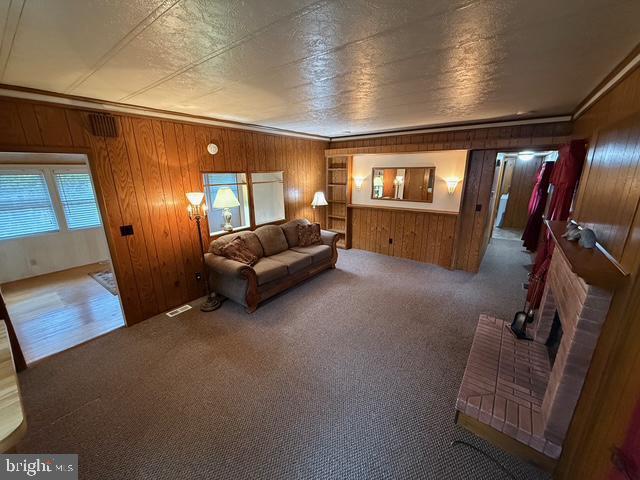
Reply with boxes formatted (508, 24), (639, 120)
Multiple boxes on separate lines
(209, 226), (251, 239)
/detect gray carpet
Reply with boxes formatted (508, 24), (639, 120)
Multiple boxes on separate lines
(17, 239), (548, 480)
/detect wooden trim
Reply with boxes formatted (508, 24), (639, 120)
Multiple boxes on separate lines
(0, 87), (329, 141)
(455, 411), (557, 473)
(573, 42), (640, 120)
(330, 116), (573, 142)
(347, 203), (458, 216)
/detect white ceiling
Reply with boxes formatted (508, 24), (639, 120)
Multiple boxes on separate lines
(1, 0), (639, 137)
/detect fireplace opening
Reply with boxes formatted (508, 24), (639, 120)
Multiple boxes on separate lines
(546, 310), (563, 365)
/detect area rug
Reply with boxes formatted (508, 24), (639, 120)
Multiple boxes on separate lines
(88, 269), (117, 295)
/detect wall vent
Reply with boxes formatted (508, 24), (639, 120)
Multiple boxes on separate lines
(88, 113), (118, 137)
(165, 304), (192, 317)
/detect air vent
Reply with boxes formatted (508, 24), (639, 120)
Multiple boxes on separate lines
(88, 113), (118, 137)
(165, 304), (192, 317)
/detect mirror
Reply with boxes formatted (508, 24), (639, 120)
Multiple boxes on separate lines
(371, 167), (436, 202)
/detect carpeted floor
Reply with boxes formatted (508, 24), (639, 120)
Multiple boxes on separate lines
(17, 238), (548, 480)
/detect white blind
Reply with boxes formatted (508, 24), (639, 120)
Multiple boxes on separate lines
(251, 172), (285, 225)
(0, 172), (59, 240)
(54, 172), (102, 230)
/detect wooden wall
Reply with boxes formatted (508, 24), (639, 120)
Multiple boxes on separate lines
(350, 206), (456, 268)
(557, 65), (640, 479)
(328, 121), (573, 152)
(502, 156), (543, 229)
(0, 96), (327, 325)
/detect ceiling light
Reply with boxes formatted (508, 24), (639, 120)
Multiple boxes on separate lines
(518, 151), (535, 161)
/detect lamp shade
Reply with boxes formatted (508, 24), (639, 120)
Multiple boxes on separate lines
(373, 176), (384, 187)
(311, 191), (328, 207)
(186, 191), (205, 206)
(213, 187), (240, 208)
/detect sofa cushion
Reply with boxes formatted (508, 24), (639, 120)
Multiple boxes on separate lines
(219, 237), (258, 265)
(252, 257), (288, 286)
(298, 223), (321, 246)
(209, 231), (264, 258)
(281, 218), (310, 247)
(268, 250), (313, 274)
(291, 244), (332, 263)
(254, 225), (289, 256)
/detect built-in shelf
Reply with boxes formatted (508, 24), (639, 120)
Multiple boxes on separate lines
(326, 155), (352, 249)
(546, 220), (628, 290)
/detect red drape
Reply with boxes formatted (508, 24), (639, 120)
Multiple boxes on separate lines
(521, 160), (555, 251)
(526, 139), (587, 307)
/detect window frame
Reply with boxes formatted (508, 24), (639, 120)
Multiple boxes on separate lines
(52, 167), (103, 231)
(0, 168), (60, 241)
(202, 170), (287, 238)
(0, 164), (102, 242)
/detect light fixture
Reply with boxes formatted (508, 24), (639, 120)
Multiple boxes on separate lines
(207, 143), (219, 155)
(185, 192), (220, 312)
(373, 176), (384, 187)
(445, 178), (460, 195)
(393, 175), (404, 185)
(518, 151), (535, 161)
(354, 176), (364, 190)
(311, 191), (328, 209)
(213, 187), (240, 232)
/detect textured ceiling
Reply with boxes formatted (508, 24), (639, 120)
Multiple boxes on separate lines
(1, 0), (639, 137)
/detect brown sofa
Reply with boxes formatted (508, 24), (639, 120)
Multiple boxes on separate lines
(204, 219), (339, 312)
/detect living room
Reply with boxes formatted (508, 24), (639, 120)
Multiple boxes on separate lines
(0, 1), (639, 479)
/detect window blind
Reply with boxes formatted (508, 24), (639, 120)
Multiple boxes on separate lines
(0, 172), (59, 240)
(54, 172), (101, 230)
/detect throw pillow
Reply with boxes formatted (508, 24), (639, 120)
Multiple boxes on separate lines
(297, 223), (321, 247)
(219, 237), (258, 265)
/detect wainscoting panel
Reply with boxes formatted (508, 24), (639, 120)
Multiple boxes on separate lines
(0, 96), (327, 325)
(350, 206), (457, 268)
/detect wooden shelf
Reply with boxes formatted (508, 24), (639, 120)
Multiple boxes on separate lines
(326, 155), (352, 249)
(328, 200), (345, 204)
(328, 228), (346, 234)
(327, 167), (347, 171)
(328, 183), (347, 186)
(546, 220), (628, 290)
(328, 215), (346, 220)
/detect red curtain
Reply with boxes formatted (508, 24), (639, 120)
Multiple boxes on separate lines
(527, 139), (587, 307)
(521, 160), (555, 251)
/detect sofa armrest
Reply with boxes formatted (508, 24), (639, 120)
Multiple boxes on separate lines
(204, 253), (254, 277)
(320, 229), (339, 247)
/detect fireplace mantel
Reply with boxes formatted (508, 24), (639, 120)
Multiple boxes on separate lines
(546, 220), (628, 290)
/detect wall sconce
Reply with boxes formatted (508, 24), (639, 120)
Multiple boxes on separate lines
(445, 178), (460, 195)
(354, 176), (364, 190)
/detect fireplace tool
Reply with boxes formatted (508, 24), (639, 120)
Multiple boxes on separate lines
(509, 272), (544, 340)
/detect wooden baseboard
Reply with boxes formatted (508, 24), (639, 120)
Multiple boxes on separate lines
(455, 411), (558, 473)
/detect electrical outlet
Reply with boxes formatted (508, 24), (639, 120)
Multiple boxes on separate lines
(195, 272), (202, 281)
(389, 238), (393, 244)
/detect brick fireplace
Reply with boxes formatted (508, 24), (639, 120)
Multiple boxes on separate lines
(456, 221), (626, 470)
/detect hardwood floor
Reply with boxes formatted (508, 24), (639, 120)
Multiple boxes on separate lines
(1, 263), (125, 365)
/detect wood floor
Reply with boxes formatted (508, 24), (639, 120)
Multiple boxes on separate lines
(1, 263), (125, 365)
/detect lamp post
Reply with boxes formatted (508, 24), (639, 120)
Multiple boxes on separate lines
(186, 192), (221, 312)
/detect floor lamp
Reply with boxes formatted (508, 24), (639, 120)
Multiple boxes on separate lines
(186, 192), (221, 312)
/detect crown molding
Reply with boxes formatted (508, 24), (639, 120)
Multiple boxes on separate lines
(0, 84), (330, 141)
(573, 44), (640, 120)
(329, 116), (573, 142)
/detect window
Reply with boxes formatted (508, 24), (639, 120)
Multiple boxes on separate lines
(54, 172), (102, 230)
(0, 171), (59, 240)
(251, 172), (285, 225)
(203, 173), (251, 235)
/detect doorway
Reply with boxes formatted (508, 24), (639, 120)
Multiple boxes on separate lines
(0, 152), (125, 364)
(488, 150), (558, 243)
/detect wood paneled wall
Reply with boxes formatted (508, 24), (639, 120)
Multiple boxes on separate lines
(328, 121), (573, 152)
(350, 206), (456, 268)
(0, 96), (327, 325)
(557, 65), (640, 479)
(502, 157), (543, 229)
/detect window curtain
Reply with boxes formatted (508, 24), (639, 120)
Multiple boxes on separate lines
(521, 160), (555, 251)
(526, 139), (587, 307)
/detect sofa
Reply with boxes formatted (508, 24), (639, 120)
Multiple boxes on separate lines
(204, 219), (339, 312)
